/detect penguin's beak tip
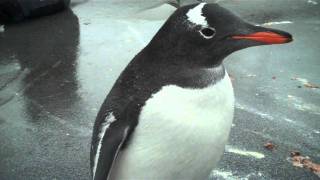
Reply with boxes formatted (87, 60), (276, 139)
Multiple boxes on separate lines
(232, 31), (293, 44)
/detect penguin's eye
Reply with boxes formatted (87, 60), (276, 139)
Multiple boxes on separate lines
(199, 27), (216, 39)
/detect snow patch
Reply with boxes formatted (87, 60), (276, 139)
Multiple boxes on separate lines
(211, 170), (264, 180)
(292, 77), (309, 84)
(236, 103), (274, 120)
(284, 118), (295, 123)
(211, 170), (240, 180)
(307, 0), (318, 5)
(313, 130), (320, 134)
(287, 95), (320, 115)
(226, 146), (265, 159)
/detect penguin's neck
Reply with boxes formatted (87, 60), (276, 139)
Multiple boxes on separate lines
(164, 63), (226, 89)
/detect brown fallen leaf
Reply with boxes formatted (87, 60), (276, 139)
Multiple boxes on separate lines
(291, 155), (305, 167)
(304, 83), (319, 89)
(291, 77), (319, 89)
(290, 152), (320, 177)
(304, 159), (320, 175)
(264, 142), (276, 150)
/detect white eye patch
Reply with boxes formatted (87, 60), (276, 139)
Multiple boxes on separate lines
(186, 3), (216, 39)
(186, 2), (208, 27)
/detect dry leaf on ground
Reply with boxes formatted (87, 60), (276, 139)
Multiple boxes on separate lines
(290, 151), (320, 177)
(304, 83), (319, 89)
(264, 142), (276, 150)
(291, 77), (319, 89)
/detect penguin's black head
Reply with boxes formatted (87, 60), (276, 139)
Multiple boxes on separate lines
(150, 3), (292, 67)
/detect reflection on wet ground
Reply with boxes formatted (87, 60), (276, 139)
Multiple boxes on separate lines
(0, 0), (319, 179)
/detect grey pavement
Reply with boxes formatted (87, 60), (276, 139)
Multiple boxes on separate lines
(0, 0), (319, 179)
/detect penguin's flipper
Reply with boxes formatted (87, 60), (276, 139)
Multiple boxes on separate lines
(91, 118), (131, 180)
(91, 100), (140, 180)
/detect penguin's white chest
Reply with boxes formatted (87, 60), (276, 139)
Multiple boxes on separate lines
(111, 73), (234, 180)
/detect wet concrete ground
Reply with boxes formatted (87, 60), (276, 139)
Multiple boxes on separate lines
(0, 0), (319, 179)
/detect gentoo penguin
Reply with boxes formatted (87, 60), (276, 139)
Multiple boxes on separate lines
(91, 3), (292, 180)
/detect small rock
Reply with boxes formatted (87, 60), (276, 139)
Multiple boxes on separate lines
(290, 151), (301, 157)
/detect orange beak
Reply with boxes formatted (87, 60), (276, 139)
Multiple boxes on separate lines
(232, 32), (292, 44)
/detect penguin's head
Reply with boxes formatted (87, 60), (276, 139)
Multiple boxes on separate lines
(150, 2), (292, 67)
